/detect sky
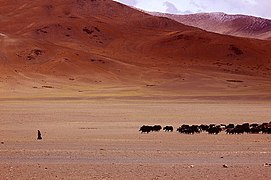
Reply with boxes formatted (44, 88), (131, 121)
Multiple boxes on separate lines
(114, 0), (271, 19)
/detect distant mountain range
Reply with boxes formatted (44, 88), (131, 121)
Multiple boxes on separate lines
(149, 12), (271, 40)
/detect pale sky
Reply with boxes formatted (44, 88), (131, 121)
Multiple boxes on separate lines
(114, 0), (271, 19)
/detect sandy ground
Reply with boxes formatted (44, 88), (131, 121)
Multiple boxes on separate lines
(0, 100), (271, 179)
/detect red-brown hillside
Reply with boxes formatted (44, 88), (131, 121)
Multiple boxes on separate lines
(1, 0), (271, 99)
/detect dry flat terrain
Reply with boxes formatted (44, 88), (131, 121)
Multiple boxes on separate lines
(0, 100), (271, 179)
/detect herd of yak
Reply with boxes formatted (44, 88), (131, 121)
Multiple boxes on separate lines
(139, 122), (271, 134)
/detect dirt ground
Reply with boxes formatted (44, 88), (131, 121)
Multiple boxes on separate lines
(0, 100), (271, 179)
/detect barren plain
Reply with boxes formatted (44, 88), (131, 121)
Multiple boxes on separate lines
(1, 100), (271, 179)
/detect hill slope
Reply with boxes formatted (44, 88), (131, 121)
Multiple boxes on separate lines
(1, 0), (271, 100)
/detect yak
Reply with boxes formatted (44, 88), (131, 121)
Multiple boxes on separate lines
(163, 126), (173, 132)
(207, 126), (222, 134)
(152, 125), (162, 132)
(139, 125), (152, 133)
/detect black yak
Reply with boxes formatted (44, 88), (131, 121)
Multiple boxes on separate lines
(207, 126), (222, 134)
(163, 126), (173, 132)
(139, 125), (152, 133)
(152, 125), (162, 132)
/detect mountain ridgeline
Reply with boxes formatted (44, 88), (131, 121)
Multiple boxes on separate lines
(1, 0), (271, 99)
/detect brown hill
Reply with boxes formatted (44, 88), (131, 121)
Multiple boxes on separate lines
(1, 0), (271, 100)
(150, 12), (271, 40)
